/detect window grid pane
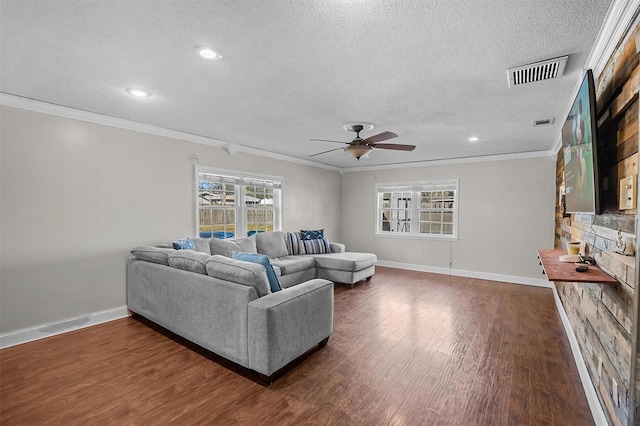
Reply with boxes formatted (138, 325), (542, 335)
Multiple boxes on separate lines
(198, 207), (236, 238)
(418, 190), (455, 235)
(198, 178), (238, 238)
(197, 169), (282, 239)
(246, 184), (276, 235)
(380, 191), (412, 233)
(379, 182), (457, 239)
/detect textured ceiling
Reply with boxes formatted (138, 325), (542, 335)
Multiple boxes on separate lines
(0, 0), (614, 168)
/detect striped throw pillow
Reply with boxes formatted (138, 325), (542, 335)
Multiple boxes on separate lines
(284, 232), (303, 255)
(301, 238), (331, 254)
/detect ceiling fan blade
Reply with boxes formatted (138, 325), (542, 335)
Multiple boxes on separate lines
(310, 138), (347, 144)
(362, 131), (398, 143)
(308, 147), (345, 158)
(371, 143), (416, 151)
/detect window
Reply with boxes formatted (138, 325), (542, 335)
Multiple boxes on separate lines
(376, 180), (458, 239)
(196, 166), (282, 239)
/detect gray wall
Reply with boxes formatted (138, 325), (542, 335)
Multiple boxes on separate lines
(0, 106), (341, 332)
(341, 157), (557, 279)
(1, 104), (557, 334)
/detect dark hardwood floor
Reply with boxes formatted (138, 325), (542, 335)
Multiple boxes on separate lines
(0, 266), (593, 425)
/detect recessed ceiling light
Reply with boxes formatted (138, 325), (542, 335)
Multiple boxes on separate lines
(467, 136), (480, 142)
(196, 46), (222, 60)
(126, 88), (151, 98)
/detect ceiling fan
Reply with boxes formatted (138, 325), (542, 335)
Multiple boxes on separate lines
(309, 124), (416, 160)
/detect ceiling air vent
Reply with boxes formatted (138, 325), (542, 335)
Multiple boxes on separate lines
(507, 56), (568, 87)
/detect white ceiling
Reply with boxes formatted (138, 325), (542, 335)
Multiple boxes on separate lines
(0, 0), (615, 169)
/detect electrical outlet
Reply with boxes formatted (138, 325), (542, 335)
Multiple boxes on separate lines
(613, 378), (618, 407)
(619, 176), (636, 210)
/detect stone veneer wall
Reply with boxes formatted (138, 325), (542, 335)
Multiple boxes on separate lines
(554, 21), (638, 426)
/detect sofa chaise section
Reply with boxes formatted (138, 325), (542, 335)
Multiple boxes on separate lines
(252, 231), (376, 288)
(310, 252), (377, 288)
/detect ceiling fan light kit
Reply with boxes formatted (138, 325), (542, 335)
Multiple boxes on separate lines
(310, 123), (416, 161)
(345, 145), (373, 160)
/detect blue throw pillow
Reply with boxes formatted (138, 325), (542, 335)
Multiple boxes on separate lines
(232, 251), (282, 292)
(300, 229), (324, 240)
(172, 238), (195, 250)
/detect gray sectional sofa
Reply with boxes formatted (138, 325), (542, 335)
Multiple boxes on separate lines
(126, 231), (376, 382)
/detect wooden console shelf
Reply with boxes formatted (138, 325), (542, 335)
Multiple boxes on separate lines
(537, 249), (618, 285)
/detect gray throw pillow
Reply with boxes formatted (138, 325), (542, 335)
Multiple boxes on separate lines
(191, 237), (211, 254)
(209, 236), (257, 257)
(130, 245), (175, 265)
(206, 255), (271, 297)
(167, 250), (211, 274)
(255, 231), (289, 258)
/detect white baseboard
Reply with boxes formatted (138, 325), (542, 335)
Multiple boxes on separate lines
(0, 306), (129, 349)
(552, 287), (607, 425)
(376, 260), (552, 288)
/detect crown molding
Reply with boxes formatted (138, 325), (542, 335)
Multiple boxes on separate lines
(551, 0), (639, 158)
(0, 93), (567, 174)
(342, 150), (555, 173)
(0, 93), (341, 172)
(587, 0), (640, 79)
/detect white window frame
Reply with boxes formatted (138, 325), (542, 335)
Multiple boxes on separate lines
(375, 179), (459, 240)
(195, 166), (283, 239)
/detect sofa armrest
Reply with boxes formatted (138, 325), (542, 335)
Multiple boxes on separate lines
(247, 279), (333, 376)
(329, 242), (346, 253)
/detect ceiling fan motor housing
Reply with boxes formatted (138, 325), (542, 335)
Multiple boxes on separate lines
(309, 124), (413, 159)
(351, 125), (364, 143)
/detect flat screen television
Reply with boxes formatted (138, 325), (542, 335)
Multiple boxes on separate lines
(562, 69), (600, 214)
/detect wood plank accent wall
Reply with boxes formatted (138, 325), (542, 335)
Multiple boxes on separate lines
(554, 21), (639, 426)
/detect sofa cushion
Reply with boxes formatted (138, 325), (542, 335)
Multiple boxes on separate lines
(300, 229), (324, 240)
(205, 255), (271, 297)
(270, 255), (316, 276)
(172, 238), (195, 250)
(168, 250), (210, 274)
(255, 231), (288, 258)
(209, 235), (257, 258)
(310, 252), (377, 271)
(192, 237), (212, 254)
(232, 252), (282, 292)
(284, 232), (303, 256)
(130, 245), (175, 265)
(301, 238), (331, 254)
